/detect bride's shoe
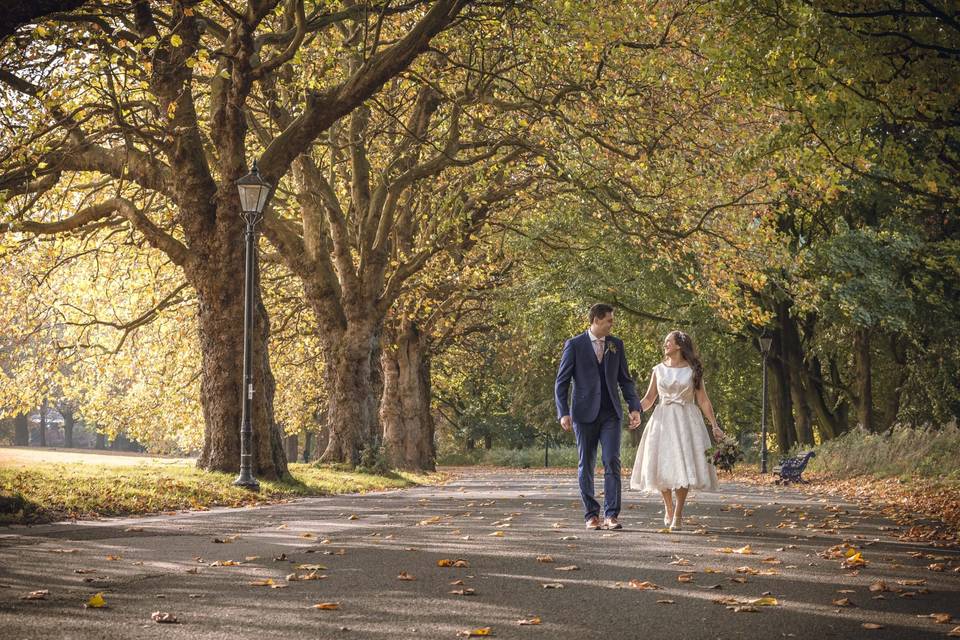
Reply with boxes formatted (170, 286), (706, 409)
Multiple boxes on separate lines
(669, 515), (683, 531)
(663, 512), (673, 527)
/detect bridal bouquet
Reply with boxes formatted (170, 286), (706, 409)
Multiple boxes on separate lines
(705, 436), (743, 472)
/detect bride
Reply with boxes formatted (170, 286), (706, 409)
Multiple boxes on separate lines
(629, 330), (725, 531)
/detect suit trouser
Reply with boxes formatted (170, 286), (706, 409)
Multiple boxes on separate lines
(574, 412), (622, 520)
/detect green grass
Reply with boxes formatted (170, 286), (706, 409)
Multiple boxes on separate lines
(808, 425), (960, 483)
(0, 462), (442, 524)
(439, 443), (639, 469)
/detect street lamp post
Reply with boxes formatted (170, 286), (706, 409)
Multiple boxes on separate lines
(234, 160), (272, 491)
(759, 332), (773, 474)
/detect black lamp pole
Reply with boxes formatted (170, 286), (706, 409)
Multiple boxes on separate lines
(759, 332), (773, 474)
(234, 160), (272, 491)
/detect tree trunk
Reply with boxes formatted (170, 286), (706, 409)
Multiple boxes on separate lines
(38, 399), (47, 447)
(853, 327), (876, 432)
(319, 324), (382, 466)
(95, 432), (106, 449)
(381, 321), (436, 471)
(14, 412), (28, 446)
(779, 309), (815, 446)
(192, 230), (287, 480)
(62, 407), (75, 448)
(883, 334), (907, 431)
(484, 434), (493, 450)
(285, 433), (298, 463)
(302, 430), (314, 462)
(767, 332), (796, 454)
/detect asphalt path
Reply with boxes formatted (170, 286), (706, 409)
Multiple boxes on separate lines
(1, 468), (958, 639)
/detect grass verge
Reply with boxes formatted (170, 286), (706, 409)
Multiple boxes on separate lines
(0, 461), (443, 525)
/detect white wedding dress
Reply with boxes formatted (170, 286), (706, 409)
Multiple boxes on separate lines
(629, 363), (719, 493)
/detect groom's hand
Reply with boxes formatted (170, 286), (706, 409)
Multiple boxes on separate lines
(560, 415), (573, 432)
(628, 411), (642, 430)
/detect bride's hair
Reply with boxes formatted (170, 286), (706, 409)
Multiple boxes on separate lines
(667, 330), (704, 390)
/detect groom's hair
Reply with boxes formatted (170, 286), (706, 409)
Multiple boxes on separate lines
(588, 303), (614, 323)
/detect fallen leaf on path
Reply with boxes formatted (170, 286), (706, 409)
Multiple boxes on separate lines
(948, 626), (960, 637)
(297, 564), (327, 570)
(286, 572), (326, 581)
(869, 580), (889, 592)
(517, 617), (541, 625)
(861, 623), (883, 630)
(450, 580), (464, 585)
(85, 593), (106, 608)
(21, 590), (48, 600)
(928, 613), (953, 624)
(248, 578), (275, 587)
(348, 515), (358, 520)
(677, 573), (695, 583)
(418, 516), (442, 525)
(657, 599), (675, 604)
(703, 567), (722, 574)
(555, 565), (579, 571)
(832, 598), (854, 607)
(457, 627), (492, 637)
(628, 580), (661, 590)
(542, 583), (564, 589)
(125, 527), (144, 532)
(536, 555), (554, 563)
(151, 611), (178, 624)
(929, 563), (946, 572)
(733, 546), (756, 555)
(730, 605), (759, 613)
(489, 531), (504, 537)
(105, 555), (122, 561)
(897, 578), (926, 586)
(749, 597), (779, 606)
(210, 560), (240, 567)
(313, 602), (340, 610)
(450, 588), (475, 596)
(397, 572), (415, 581)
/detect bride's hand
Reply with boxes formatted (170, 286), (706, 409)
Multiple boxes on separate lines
(712, 425), (724, 439)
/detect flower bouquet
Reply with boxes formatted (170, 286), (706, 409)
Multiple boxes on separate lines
(705, 436), (743, 472)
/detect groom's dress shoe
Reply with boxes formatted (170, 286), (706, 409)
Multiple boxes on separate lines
(604, 517), (622, 530)
(585, 516), (601, 530)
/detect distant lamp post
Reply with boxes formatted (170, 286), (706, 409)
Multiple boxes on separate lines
(759, 332), (774, 474)
(234, 160), (272, 491)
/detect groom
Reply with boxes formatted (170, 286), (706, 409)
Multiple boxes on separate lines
(555, 303), (642, 530)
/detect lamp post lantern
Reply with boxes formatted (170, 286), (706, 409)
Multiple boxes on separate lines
(234, 160), (272, 490)
(759, 332), (773, 474)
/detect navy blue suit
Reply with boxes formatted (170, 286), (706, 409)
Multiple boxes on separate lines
(555, 332), (641, 520)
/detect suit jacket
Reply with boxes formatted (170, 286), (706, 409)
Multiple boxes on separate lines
(555, 331), (642, 424)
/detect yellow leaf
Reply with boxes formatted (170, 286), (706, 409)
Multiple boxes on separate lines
(248, 578), (275, 587)
(458, 628), (492, 637)
(733, 545), (755, 555)
(86, 593), (106, 608)
(517, 617), (541, 625)
(749, 597), (779, 606)
(489, 531), (504, 537)
(170, 34), (183, 47)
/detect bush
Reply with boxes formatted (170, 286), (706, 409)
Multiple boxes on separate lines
(809, 425), (960, 481)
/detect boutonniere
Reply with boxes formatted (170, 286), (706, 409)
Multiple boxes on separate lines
(605, 341), (617, 355)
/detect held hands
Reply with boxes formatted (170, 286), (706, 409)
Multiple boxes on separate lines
(628, 411), (642, 430)
(560, 415), (573, 432)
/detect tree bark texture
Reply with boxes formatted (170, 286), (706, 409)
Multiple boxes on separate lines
(381, 321), (436, 471)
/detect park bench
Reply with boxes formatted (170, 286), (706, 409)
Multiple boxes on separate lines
(773, 451), (816, 484)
